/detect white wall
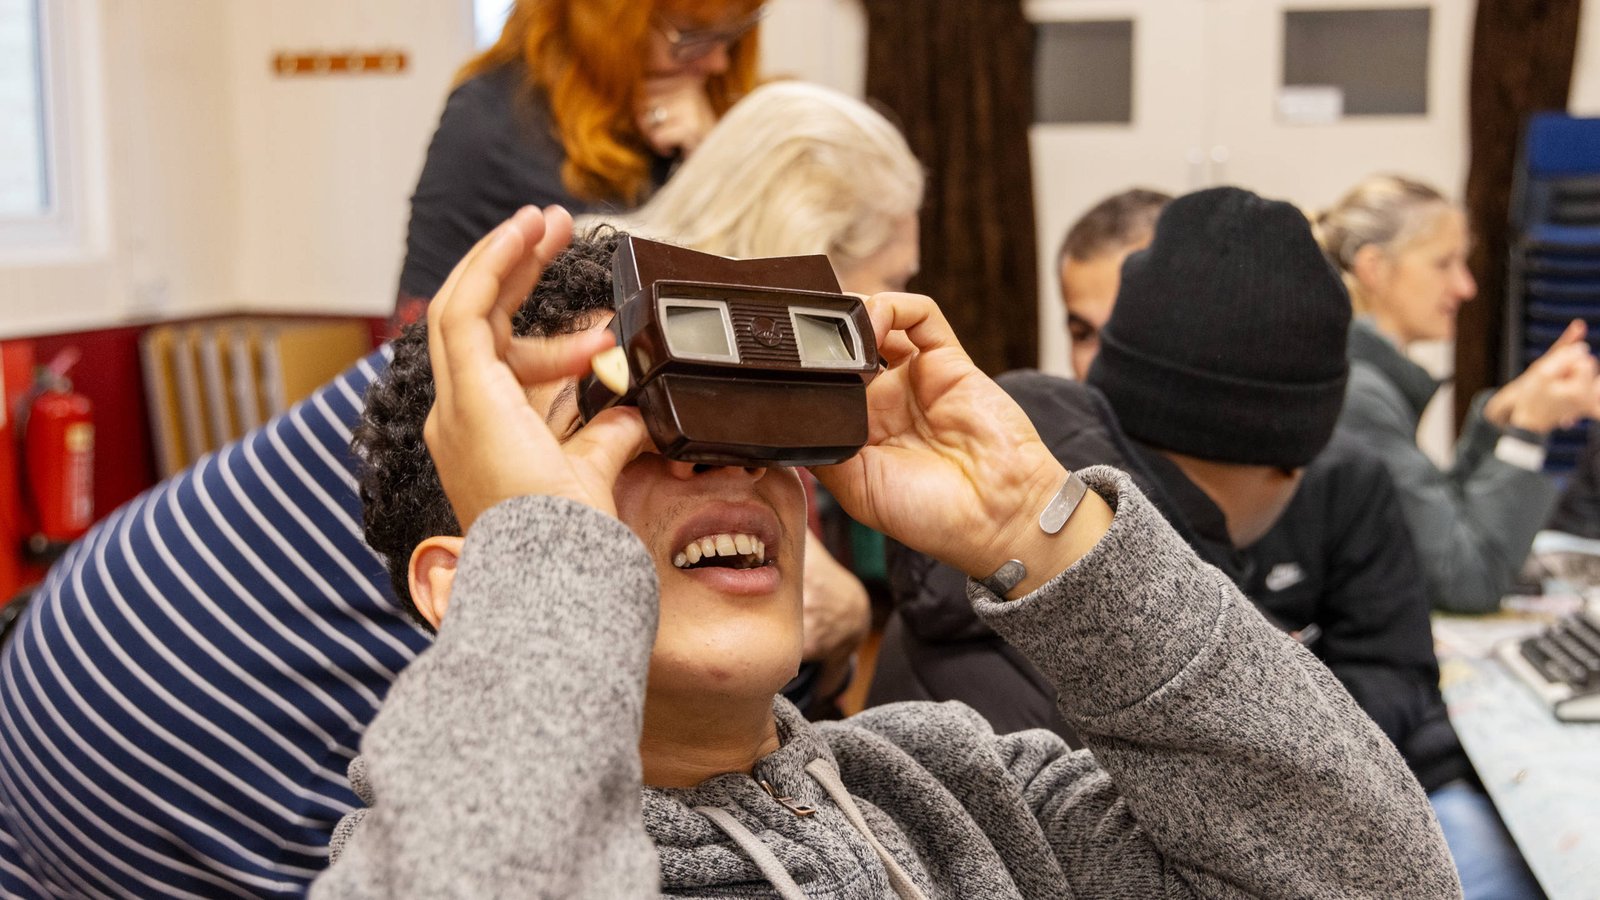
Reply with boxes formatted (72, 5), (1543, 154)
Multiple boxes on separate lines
(228, 0), (471, 316)
(0, 0), (237, 338)
(1, 0), (864, 337)
(7, 0), (1600, 339)
(761, 0), (867, 98)
(1, 0), (470, 336)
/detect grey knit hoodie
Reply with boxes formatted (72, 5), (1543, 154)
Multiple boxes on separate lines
(312, 468), (1460, 898)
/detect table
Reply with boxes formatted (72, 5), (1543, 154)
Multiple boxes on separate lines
(1435, 611), (1600, 900)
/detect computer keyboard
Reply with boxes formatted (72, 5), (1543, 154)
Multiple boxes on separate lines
(1497, 607), (1600, 722)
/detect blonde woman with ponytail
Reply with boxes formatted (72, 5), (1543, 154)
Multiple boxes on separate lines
(1321, 175), (1600, 614)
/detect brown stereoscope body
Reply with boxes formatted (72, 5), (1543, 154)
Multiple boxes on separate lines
(578, 236), (879, 467)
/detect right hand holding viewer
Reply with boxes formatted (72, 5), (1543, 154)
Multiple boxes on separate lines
(423, 206), (650, 532)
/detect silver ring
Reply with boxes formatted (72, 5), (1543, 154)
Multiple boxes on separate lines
(647, 105), (669, 127)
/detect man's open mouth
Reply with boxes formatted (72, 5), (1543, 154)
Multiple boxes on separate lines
(672, 532), (769, 570)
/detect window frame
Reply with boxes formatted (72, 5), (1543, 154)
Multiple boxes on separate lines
(0, 0), (107, 266)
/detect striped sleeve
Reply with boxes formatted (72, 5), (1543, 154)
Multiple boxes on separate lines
(0, 346), (433, 899)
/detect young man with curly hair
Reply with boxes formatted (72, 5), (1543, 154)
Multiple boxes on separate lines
(312, 205), (1457, 897)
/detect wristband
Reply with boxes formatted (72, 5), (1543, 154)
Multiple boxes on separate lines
(1499, 423), (1548, 446)
(1494, 434), (1547, 472)
(977, 471), (1090, 598)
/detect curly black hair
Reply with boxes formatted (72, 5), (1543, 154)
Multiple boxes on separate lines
(355, 228), (624, 630)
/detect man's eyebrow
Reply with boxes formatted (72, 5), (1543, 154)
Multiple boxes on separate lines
(544, 381), (578, 428)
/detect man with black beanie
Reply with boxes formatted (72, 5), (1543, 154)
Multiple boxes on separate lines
(1091, 187), (1467, 803)
(869, 185), (1398, 735)
(1090, 186), (1350, 474)
(1086, 183), (1475, 794)
(870, 185), (1539, 897)
(872, 187), (1354, 734)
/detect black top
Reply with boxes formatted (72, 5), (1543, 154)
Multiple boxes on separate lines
(1125, 439), (1250, 584)
(397, 65), (671, 301)
(1245, 433), (1470, 792)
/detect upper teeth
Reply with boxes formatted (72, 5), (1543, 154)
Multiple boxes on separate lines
(673, 532), (766, 568)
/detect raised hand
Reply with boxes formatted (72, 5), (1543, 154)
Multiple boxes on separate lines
(1491, 319), (1600, 434)
(814, 293), (1112, 597)
(424, 205), (650, 532)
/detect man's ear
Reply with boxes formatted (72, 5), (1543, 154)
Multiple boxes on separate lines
(408, 536), (466, 630)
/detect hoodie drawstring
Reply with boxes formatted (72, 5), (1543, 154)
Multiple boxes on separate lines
(696, 760), (931, 900)
(695, 805), (809, 900)
(805, 758), (931, 900)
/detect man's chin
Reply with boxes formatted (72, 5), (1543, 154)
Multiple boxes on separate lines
(645, 654), (805, 705)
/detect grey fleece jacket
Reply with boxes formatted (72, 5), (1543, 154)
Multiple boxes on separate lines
(312, 467), (1459, 899)
(1341, 320), (1557, 613)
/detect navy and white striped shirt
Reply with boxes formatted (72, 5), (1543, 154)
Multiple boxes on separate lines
(0, 347), (433, 898)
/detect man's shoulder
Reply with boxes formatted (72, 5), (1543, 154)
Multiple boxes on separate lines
(995, 369), (1102, 417)
(994, 370), (1126, 464)
(1310, 431), (1398, 488)
(823, 700), (1057, 774)
(1287, 432), (1409, 537)
(991, 370), (1180, 525)
(833, 699), (995, 737)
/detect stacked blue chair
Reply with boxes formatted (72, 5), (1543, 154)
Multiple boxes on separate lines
(0, 346), (434, 898)
(1505, 112), (1600, 474)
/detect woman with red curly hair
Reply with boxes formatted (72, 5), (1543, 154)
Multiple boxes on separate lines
(395, 0), (763, 314)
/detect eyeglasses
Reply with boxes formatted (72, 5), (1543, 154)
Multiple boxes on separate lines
(654, 6), (767, 63)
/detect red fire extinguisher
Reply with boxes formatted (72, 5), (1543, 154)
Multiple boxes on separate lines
(23, 349), (94, 547)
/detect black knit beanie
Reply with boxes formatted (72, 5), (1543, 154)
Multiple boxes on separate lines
(1086, 186), (1349, 468)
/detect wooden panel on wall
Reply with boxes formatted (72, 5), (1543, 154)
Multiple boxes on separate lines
(271, 50), (408, 76)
